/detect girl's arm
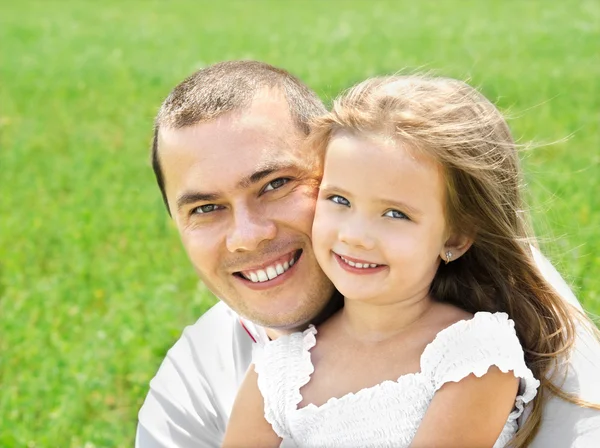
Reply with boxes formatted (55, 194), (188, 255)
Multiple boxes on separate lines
(410, 366), (519, 448)
(222, 365), (282, 448)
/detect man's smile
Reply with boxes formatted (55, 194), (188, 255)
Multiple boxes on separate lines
(234, 249), (302, 283)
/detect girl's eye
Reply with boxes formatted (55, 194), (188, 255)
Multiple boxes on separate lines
(329, 195), (350, 206)
(192, 204), (222, 214)
(384, 209), (409, 220)
(263, 178), (289, 192)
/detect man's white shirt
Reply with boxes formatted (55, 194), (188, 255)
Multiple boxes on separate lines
(136, 248), (600, 447)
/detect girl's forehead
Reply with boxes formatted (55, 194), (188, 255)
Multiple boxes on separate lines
(323, 132), (445, 203)
(326, 131), (440, 174)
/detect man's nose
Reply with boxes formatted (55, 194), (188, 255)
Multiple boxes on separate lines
(226, 205), (277, 253)
(338, 216), (375, 250)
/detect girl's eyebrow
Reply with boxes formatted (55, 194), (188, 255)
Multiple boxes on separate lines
(378, 198), (422, 217)
(319, 184), (350, 195)
(320, 184), (422, 216)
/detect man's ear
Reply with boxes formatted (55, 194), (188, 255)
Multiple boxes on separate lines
(440, 233), (474, 264)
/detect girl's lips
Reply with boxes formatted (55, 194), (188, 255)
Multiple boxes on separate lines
(334, 252), (387, 275)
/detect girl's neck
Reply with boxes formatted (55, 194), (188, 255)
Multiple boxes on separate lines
(338, 292), (434, 344)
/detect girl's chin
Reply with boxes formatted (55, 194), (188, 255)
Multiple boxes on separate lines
(334, 287), (382, 302)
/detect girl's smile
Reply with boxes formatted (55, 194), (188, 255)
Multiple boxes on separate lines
(333, 252), (388, 275)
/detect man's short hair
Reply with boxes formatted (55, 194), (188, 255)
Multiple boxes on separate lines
(152, 60), (327, 213)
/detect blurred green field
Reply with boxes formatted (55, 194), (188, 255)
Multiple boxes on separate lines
(1, 0), (598, 446)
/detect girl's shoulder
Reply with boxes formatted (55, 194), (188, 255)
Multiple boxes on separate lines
(425, 302), (474, 331)
(420, 308), (536, 390)
(422, 306), (519, 365)
(420, 308), (540, 429)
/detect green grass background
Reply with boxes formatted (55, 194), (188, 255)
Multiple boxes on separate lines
(1, 0), (598, 446)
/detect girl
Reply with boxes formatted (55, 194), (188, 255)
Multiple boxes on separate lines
(222, 75), (599, 447)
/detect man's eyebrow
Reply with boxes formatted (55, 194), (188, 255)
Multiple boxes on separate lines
(176, 192), (219, 211)
(175, 162), (298, 211)
(237, 162), (298, 189)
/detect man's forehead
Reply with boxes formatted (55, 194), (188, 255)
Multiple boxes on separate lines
(159, 120), (313, 189)
(159, 94), (304, 150)
(158, 124), (307, 168)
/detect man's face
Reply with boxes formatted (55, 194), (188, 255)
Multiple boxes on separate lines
(158, 91), (334, 330)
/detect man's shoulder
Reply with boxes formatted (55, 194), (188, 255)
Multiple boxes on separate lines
(149, 300), (254, 388)
(529, 314), (600, 447)
(527, 247), (600, 446)
(136, 301), (256, 447)
(183, 300), (241, 341)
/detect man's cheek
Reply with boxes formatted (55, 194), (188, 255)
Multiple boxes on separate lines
(301, 179), (321, 200)
(288, 188), (319, 224)
(182, 231), (215, 264)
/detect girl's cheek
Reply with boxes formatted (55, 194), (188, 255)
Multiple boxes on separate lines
(312, 216), (333, 248)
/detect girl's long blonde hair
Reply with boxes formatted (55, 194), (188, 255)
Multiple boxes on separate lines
(308, 75), (600, 447)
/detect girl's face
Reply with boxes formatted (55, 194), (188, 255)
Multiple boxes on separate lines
(312, 131), (449, 305)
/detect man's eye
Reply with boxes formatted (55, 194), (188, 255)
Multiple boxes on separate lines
(263, 178), (290, 192)
(384, 209), (409, 220)
(192, 204), (221, 214)
(329, 195), (350, 207)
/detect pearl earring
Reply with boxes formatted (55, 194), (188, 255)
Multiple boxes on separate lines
(445, 251), (453, 265)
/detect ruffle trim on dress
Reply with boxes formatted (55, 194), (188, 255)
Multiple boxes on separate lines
(292, 325), (427, 416)
(253, 342), (289, 438)
(253, 325), (319, 439)
(290, 325), (318, 411)
(295, 371), (426, 415)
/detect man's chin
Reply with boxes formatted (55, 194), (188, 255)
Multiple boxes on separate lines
(236, 299), (320, 331)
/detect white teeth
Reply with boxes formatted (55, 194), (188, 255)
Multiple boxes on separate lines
(340, 256), (378, 269)
(266, 266), (278, 280)
(257, 270), (268, 282)
(241, 254), (298, 283)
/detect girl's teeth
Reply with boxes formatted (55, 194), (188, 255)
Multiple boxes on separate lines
(341, 256), (378, 269)
(276, 264), (284, 275)
(257, 270), (268, 282)
(283, 261), (290, 270)
(250, 272), (258, 282)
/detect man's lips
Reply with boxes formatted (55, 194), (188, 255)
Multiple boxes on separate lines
(234, 250), (302, 283)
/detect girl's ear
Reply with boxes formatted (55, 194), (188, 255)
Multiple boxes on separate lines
(440, 233), (473, 264)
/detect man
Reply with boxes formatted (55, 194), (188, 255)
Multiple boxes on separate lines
(137, 61), (600, 447)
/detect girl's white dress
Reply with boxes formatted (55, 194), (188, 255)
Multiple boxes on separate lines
(252, 312), (539, 448)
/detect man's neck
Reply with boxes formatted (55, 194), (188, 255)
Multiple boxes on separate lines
(264, 291), (344, 340)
